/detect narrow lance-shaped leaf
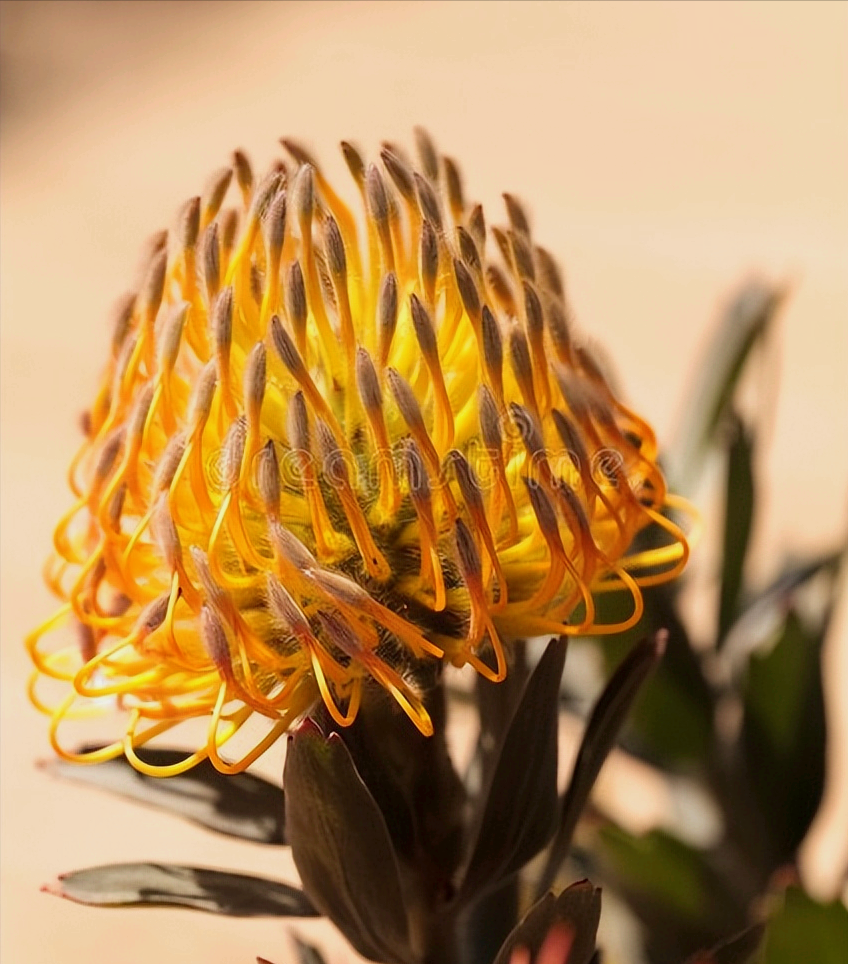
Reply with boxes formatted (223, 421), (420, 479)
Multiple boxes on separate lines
(284, 720), (413, 964)
(45, 863), (317, 917)
(290, 936), (331, 964)
(685, 923), (766, 964)
(492, 879), (601, 964)
(718, 412), (756, 645)
(722, 549), (843, 671)
(671, 281), (783, 491)
(456, 637), (565, 905)
(536, 632), (667, 898)
(742, 608), (828, 863)
(41, 745), (286, 844)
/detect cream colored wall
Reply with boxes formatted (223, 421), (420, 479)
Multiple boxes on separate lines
(2, 3), (846, 961)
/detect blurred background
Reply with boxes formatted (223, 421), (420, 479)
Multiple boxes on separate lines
(1, 2), (846, 962)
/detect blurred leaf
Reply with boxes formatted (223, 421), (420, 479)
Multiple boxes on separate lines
(41, 745), (285, 845)
(684, 924), (765, 964)
(457, 638), (565, 905)
(284, 721), (413, 964)
(672, 281), (783, 491)
(590, 586), (714, 767)
(291, 936), (330, 964)
(537, 634), (666, 897)
(492, 879), (601, 964)
(718, 413), (756, 644)
(45, 863), (317, 917)
(742, 610), (827, 863)
(722, 550), (843, 669)
(761, 886), (848, 964)
(597, 828), (746, 959)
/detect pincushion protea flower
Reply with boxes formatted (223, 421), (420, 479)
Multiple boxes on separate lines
(27, 130), (689, 775)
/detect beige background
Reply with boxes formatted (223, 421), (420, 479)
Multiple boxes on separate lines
(1, 2), (846, 962)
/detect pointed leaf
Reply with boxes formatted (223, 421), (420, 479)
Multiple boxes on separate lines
(722, 549), (843, 670)
(492, 879), (601, 964)
(597, 826), (746, 954)
(537, 633), (666, 897)
(742, 609), (827, 862)
(291, 936), (330, 964)
(717, 412), (756, 644)
(457, 637), (565, 904)
(284, 721), (413, 964)
(469, 639), (530, 796)
(41, 745), (285, 844)
(684, 924), (765, 964)
(671, 281), (783, 490)
(761, 886), (848, 964)
(45, 862), (317, 917)
(322, 680), (465, 888)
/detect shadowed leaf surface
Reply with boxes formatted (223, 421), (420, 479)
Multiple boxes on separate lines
(597, 827), (747, 960)
(718, 412), (755, 644)
(47, 862), (317, 917)
(41, 745), (285, 844)
(671, 281), (782, 490)
(291, 936), (330, 964)
(685, 924), (765, 964)
(591, 586), (713, 766)
(322, 680), (465, 895)
(457, 637), (565, 904)
(284, 721), (413, 964)
(742, 609), (827, 863)
(492, 880), (601, 964)
(761, 886), (848, 964)
(537, 633), (666, 896)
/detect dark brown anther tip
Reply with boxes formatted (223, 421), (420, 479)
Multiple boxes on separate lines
(341, 141), (366, 188)
(270, 315), (305, 378)
(413, 126), (439, 183)
(285, 261), (307, 329)
(413, 172), (442, 231)
(263, 190), (288, 252)
(365, 163), (390, 225)
(380, 148), (415, 205)
(454, 258), (481, 320)
(233, 149), (253, 196)
(503, 193), (531, 237)
(177, 196), (201, 250)
(324, 215), (347, 280)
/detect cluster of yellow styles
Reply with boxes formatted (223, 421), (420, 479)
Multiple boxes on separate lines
(28, 131), (689, 775)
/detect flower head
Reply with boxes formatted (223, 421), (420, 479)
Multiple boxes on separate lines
(28, 131), (688, 774)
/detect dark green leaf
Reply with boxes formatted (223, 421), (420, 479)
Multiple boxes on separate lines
(742, 610), (827, 863)
(536, 633), (666, 897)
(671, 281), (783, 491)
(45, 862), (317, 917)
(597, 827), (747, 957)
(457, 637), (565, 905)
(590, 587), (714, 767)
(322, 680), (465, 892)
(492, 879), (601, 964)
(761, 886), (848, 964)
(684, 924), (765, 964)
(41, 745), (286, 844)
(469, 638), (529, 796)
(722, 550), (843, 667)
(291, 936), (330, 964)
(284, 721), (413, 964)
(718, 413), (756, 644)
